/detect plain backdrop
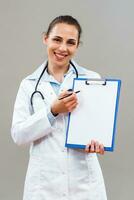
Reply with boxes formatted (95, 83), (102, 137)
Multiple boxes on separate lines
(0, 0), (133, 199)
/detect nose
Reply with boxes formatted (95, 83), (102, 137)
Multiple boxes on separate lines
(59, 42), (67, 51)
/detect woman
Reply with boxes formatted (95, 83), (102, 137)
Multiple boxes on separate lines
(11, 15), (107, 200)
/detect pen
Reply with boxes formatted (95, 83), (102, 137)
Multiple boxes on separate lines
(58, 90), (80, 100)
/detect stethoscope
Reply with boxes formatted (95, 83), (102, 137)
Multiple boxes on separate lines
(30, 60), (79, 108)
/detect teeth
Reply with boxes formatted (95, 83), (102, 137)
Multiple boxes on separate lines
(55, 52), (67, 58)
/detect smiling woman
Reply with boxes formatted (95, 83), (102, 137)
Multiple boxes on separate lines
(43, 20), (80, 81)
(11, 15), (107, 200)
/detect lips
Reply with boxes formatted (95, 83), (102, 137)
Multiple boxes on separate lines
(54, 52), (68, 60)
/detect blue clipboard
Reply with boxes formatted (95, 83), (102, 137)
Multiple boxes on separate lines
(65, 78), (121, 152)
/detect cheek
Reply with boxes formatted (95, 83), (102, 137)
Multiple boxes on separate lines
(47, 44), (59, 52)
(69, 47), (77, 55)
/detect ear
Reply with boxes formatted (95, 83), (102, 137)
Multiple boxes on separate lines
(42, 33), (48, 45)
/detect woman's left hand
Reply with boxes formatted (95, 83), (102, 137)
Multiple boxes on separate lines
(85, 140), (105, 155)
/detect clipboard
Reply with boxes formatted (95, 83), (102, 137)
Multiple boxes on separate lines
(65, 78), (121, 151)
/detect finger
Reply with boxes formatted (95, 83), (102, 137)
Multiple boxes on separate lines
(64, 99), (78, 109)
(90, 140), (95, 152)
(66, 99), (78, 106)
(99, 144), (105, 155)
(64, 93), (77, 102)
(68, 102), (78, 112)
(85, 143), (90, 153)
(64, 98), (77, 105)
(95, 141), (100, 153)
(59, 90), (72, 98)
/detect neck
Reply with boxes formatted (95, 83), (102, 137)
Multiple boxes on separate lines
(47, 61), (70, 82)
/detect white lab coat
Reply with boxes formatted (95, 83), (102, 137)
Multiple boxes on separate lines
(11, 61), (107, 200)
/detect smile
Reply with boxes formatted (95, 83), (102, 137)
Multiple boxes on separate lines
(54, 52), (68, 59)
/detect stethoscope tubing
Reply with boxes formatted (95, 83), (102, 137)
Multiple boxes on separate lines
(30, 60), (78, 108)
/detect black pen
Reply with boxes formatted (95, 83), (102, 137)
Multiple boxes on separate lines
(58, 90), (80, 100)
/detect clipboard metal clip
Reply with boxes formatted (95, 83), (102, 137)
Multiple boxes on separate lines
(85, 79), (106, 86)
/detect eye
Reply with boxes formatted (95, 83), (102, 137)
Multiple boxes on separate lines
(67, 40), (77, 46)
(52, 38), (61, 42)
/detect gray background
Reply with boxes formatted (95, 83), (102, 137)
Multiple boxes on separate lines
(0, 0), (133, 199)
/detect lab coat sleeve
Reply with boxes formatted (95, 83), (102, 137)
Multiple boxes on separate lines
(11, 79), (54, 146)
(47, 111), (57, 125)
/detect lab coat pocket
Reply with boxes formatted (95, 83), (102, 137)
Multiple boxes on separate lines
(85, 153), (100, 183)
(39, 155), (63, 194)
(85, 154), (107, 199)
(23, 156), (42, 199)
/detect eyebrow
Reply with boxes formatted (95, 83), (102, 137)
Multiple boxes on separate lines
(53, 36), (77, 42)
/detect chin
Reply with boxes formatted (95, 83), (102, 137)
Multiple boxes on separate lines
(54, 59), (70, 67)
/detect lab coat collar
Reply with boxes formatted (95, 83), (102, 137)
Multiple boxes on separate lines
(26, 60), (87, 81)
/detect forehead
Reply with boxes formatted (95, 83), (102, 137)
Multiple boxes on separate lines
(49, 23), (78, 40)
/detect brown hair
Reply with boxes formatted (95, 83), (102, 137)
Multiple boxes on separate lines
(45, 15), (82, 45)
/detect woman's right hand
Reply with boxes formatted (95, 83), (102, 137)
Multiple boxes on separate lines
(51, 90), (78, 116)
